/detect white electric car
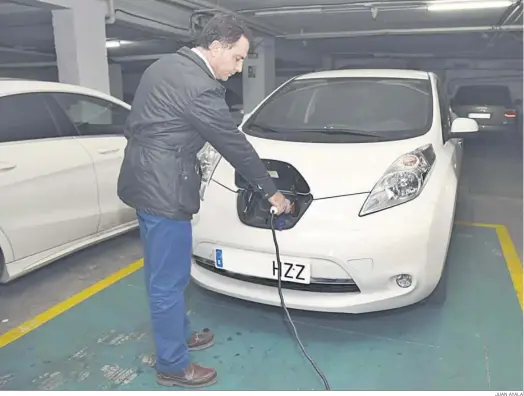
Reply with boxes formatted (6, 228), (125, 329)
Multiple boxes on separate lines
(0, 79), (137, 283)
(191, 69), (479, 314)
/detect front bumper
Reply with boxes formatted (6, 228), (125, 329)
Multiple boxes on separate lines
(191, 181), (450, 314)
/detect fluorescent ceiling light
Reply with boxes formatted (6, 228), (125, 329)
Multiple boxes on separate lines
(427, 0), (513, 11)
(105, 40), (132, 48)
(254, 7), (322, 16)
(253, 6), (365, 16)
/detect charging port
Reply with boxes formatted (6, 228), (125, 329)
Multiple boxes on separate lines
(235, 159), (313, 230)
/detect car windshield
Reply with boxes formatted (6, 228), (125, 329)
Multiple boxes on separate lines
(453, 85), (512, 107)
(243, 77), (433, 143)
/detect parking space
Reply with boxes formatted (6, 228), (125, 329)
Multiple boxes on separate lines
(0, 221), (521, 391)
(457, 136), (523, 261)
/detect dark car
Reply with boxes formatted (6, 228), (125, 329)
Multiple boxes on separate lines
(450, 85), (519, 135)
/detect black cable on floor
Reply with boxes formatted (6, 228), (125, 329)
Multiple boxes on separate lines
(269, 212), (331, 391)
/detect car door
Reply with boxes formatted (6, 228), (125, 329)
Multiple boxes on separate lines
(0, 92), (99, 261)
(48, 92), (136, 233)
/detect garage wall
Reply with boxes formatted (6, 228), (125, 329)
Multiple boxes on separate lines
(334, 57), (523, 101)
(446, 69), (522, 99)
(0, 67), (58, 82)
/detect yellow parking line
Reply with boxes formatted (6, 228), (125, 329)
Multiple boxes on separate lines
(0, 259), (143, 348)
(494, 225), (523, 311)
(456, 221), (506, 229)
(456, 221), (523, 310)
(0, 221), (521, 349)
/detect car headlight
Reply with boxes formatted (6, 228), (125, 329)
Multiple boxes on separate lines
(359, 144), (436, 216)
(196, 143), (222, 201)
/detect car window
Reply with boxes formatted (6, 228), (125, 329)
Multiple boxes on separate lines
(0, 93), (63, 144)
(453, 85), (512, 107)
(50, 93), (130, 136)
(244, 77), (433, 143)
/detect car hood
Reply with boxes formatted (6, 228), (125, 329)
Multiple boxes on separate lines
(211, 134), (425, 199)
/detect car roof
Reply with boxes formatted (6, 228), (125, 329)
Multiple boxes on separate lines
(0, 78), (130, 108)
(296, 69), (431, 80)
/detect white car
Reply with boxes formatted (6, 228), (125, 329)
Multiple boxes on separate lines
(0, 79), (137, 283)
(191, 69), (479, 314)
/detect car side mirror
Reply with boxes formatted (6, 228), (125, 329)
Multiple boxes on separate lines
(448, 117), (478, 139)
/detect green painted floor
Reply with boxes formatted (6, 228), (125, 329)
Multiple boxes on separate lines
(0, 225), (522, 391)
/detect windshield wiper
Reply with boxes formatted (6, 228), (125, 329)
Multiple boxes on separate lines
(246, 122), (283, 133)
(300, 127), (390, 138)
(248, 123), (390, 139)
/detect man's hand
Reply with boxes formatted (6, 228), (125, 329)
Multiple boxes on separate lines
(268, 191), (291, 215)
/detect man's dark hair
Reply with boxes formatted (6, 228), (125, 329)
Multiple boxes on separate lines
(196, 13), (253, 49)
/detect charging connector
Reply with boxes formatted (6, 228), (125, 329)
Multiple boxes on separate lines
(269, 211), (331, 391)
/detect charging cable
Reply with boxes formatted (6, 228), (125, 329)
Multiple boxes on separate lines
(269, 206), (331, 391)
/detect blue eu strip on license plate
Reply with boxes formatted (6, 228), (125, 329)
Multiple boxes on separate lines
(215, 248), (223, 268)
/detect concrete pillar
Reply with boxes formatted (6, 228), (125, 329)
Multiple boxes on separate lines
(52, 0), (110, 94)
(242, 37), (276, 114)
(109, 64), (124, 100)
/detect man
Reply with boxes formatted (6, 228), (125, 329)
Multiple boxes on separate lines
(117, 14), (290, 388)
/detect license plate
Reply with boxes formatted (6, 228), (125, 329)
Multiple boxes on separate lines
(214, 248), (311, 284)
(270, 260), (310, 284)
(468, 113), (491, 119)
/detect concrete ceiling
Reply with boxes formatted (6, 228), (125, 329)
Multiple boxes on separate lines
(0, 0), (521, 69)
(210, 0), (523, 58)
(0, 1), (185, 65)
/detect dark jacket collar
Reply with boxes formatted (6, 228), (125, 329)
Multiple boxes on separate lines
(177, 46), (216, 81)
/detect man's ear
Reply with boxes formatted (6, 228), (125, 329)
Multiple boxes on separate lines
(208, 40), (222, 53)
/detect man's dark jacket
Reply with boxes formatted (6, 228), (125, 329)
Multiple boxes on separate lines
(117, 47), (277, 220)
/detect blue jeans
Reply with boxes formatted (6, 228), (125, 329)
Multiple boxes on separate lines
(137, 211), (193, 373)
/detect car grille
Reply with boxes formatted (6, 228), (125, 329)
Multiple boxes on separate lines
(193, 255), (360, 293)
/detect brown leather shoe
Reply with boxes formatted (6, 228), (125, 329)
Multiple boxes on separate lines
(156, 363), (217, 388)
(142, 329), (215, 370)
(187, 328), (215, 351)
